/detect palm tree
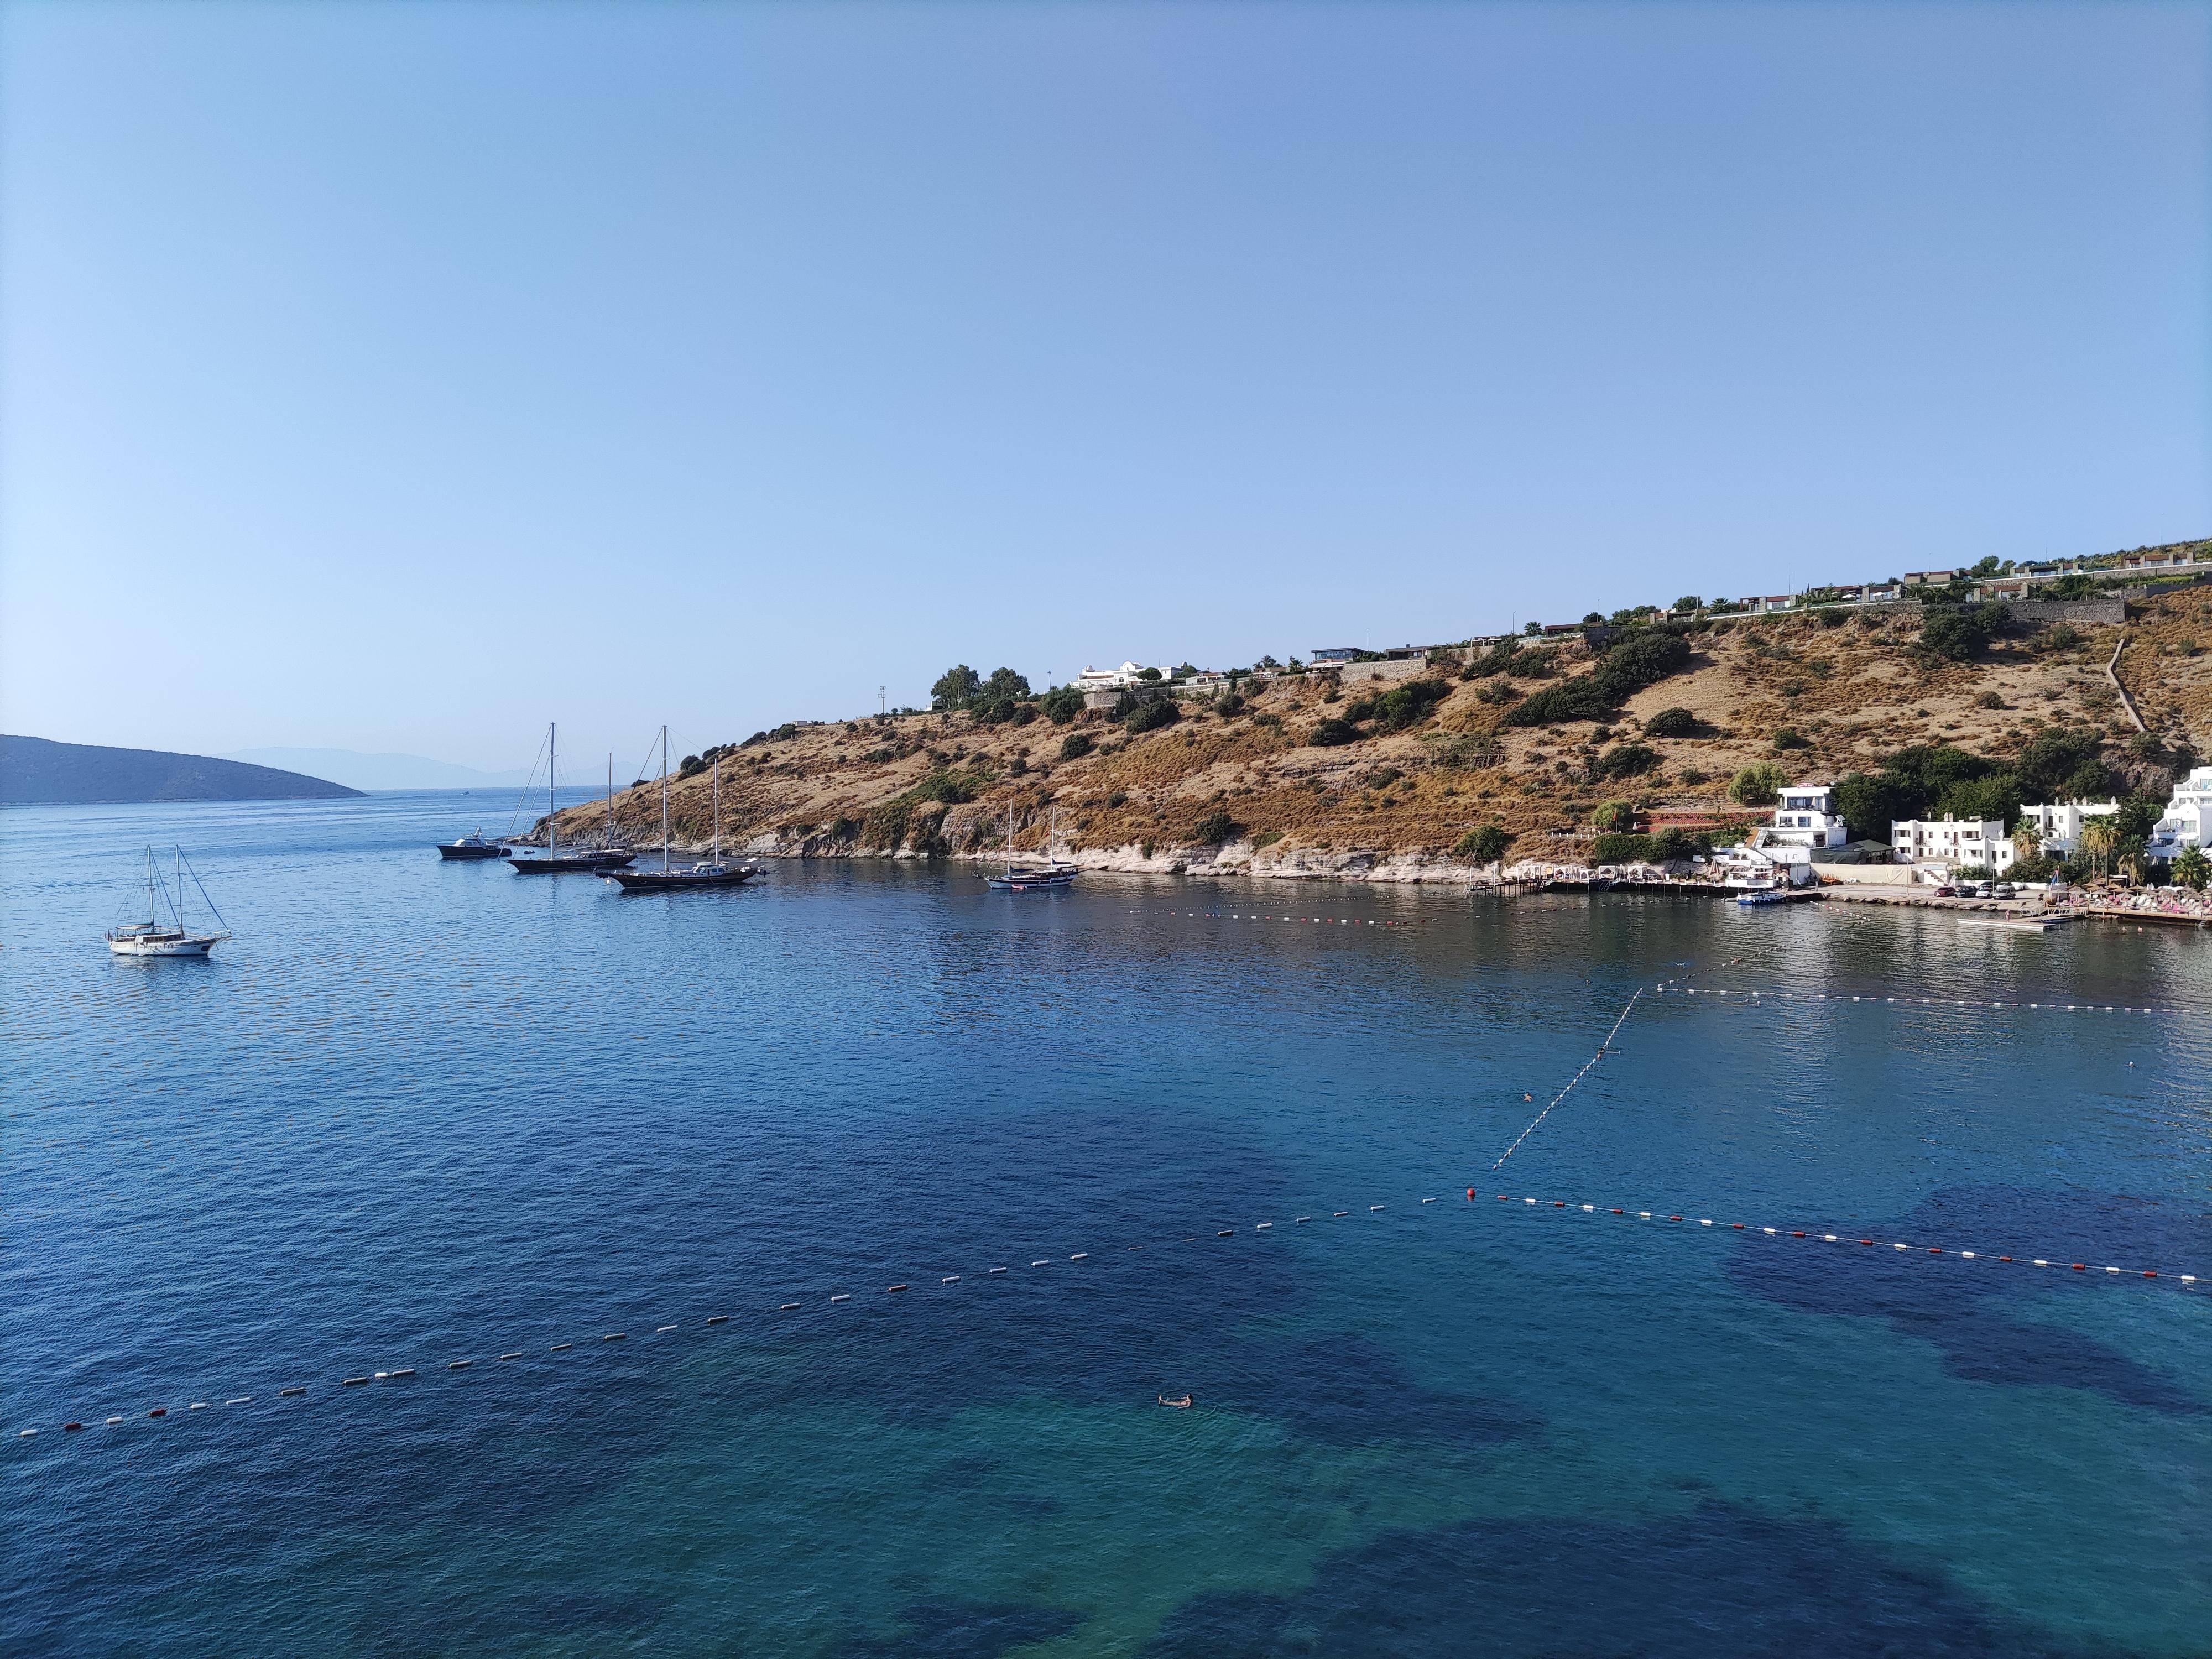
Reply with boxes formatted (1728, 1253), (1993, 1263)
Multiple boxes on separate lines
(2173, 845), (2210, 891)
(2115, 834), (2148, 888)
(2078, 817), (2118, 878)
(2010, 818), (2041, 874)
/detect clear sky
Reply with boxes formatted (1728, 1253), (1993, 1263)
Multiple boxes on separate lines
(2, 1), (2206, 773)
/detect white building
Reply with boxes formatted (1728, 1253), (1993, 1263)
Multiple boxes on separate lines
(2147, 766), (2212, 863)
(1764, 783), (1849, 855)
(1074, 661), (1153, 691)
(2015, 800), (2117, 856)
(1892, 816), (2014, 874)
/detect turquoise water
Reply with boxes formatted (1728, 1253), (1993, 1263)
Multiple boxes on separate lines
(4, 794), (2208, 1656)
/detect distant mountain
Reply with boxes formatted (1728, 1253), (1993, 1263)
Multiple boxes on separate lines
(220, 748), (533, 791)
(1, 735), (364, 805)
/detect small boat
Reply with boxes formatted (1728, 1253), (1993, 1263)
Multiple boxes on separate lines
(1734, 885), (1788, 906)
(985, 805), (1077, 891)
(107, 847), (231, 957)
(607, 733), (760, 892)
(436, 830), (508, 860)
(508, 723), (637, 874)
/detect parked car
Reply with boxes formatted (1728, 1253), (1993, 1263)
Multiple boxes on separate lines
(1974, 882), (1997, 898)
(1994, 882), (2017, 899)
(1932, 885), (1957, 897)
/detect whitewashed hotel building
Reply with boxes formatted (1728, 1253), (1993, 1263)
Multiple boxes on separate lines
(1891, 816), (2015, 874)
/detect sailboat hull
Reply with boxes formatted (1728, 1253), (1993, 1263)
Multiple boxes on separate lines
(107, 932), (221, 957)
(509, 851), (637, 873)
(437, 842), (508, 860)
(606, 865), (759, 891)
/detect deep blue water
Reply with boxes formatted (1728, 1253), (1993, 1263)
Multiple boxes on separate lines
(4, 792), (2208, 1656)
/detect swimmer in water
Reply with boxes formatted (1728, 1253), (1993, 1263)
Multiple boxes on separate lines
(1158, 1393), (1193, 1409)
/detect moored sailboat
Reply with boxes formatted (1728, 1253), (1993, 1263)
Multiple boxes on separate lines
(985, 805), (1077, 890)
(107, 847), (232, 957)
(508, 723), (637, 873)
(607, 733), (760, 891)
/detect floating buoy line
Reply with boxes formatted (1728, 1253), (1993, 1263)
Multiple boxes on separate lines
(1654, 985), (2205, 1018)
(18, 1172), (2199, 1452)
(19, 967), (2202, 1453)
(1133, 909), (1426, 928)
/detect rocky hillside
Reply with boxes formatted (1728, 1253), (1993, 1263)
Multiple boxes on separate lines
(549, 585), (2211, 883)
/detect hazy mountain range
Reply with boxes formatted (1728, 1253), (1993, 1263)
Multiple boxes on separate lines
(1, 736), (364, 805)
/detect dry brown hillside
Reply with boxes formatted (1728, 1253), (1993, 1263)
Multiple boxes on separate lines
(550, 586), (2211, 880)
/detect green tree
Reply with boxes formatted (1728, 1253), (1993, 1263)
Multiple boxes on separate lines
(931, 665), (982, 709)
(1310, 717), (1359, 747)
(1970, 556), (2001, 577)
(1729, 762), (1787, 807)
(1674, 596), (1703, 613)
(1934, 772), (2022, 828)
(980, 666), (1032, 702)
(1592, 799), (1635, 831)
(2173, 845), (2210, 890)
(1917, 606), (1995, 662)
(1125, 700), (1180, 734)
(2047, 573), (2096, 600)
(2115, 792), (2164, 842)
(1058, 732), (1094, 761)
(1644, 707), (1699, 739)
(1455, 823), (1514, 864)
(2015, 729), (2103, 799)
(1833, 771), (1912, 842)
(1592, 831), (1653, 864)
(1041, 684), (1086, 724)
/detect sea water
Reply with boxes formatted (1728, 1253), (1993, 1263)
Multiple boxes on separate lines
(3, 794), (2207, 1656)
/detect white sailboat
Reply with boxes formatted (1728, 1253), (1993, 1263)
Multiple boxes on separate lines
(107, 847), (232, 957)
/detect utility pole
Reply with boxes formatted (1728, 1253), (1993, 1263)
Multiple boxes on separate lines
(879, 685), (886, 716)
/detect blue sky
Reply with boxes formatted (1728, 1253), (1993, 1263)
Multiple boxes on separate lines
(2, 1), (2205, 773)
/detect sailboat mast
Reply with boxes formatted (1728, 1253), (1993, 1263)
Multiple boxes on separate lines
(712, 758), (721, 864)
(607, 753), (615, 848)
(660, 724), (671, 872)
(549, 722), (558, 855)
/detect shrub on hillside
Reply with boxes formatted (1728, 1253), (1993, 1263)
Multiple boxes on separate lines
(1592, 744), (1660, 780)
(1772, 728), (1809, 752)
(1191, 808), (1237, 845)
(1592, 800), (1635, 831)
(1373, 679), (1451, 731)
(1310, 717), (1359, 747)
(1041, 684), (1086, 724)
(1644, 707), (1699, 739)
(1059, 732), (1094, 761)
(1455, 824), (1515, 863)
(1125, 700), (1180, 734)
(1500, 631), (1692, 728)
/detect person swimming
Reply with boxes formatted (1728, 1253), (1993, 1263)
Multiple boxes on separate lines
(1157, 1392), (1192, 1409)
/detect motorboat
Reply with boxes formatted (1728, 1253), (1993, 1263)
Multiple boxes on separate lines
(436, 830), (509, 860)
